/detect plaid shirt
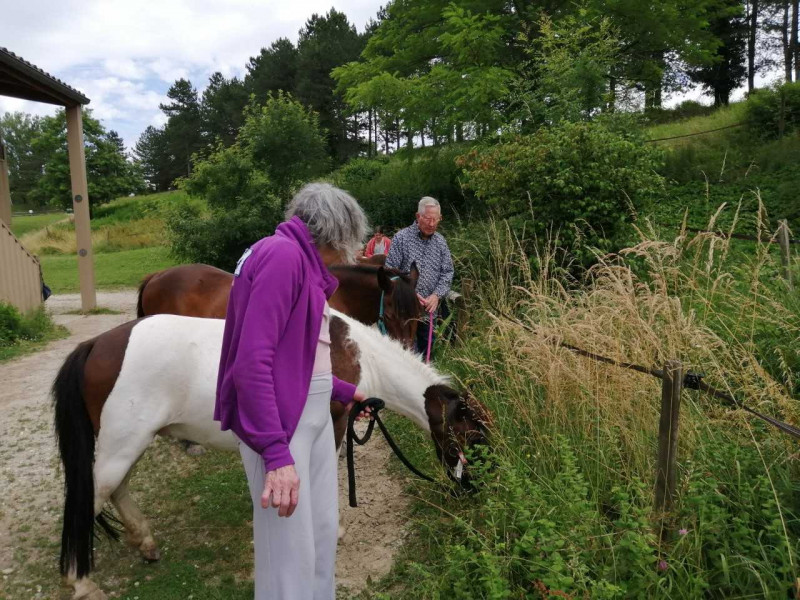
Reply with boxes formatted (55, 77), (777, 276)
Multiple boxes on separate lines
(386, 222), (454, 300)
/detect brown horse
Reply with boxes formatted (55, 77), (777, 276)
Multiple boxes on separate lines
(137, 262), (420, 349)
(53, 312), (490, 599)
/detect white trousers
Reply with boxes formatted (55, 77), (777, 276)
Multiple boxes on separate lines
(239, 373), (338, 600)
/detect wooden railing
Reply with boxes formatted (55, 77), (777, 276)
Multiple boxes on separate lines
(0, 220), (41, 313)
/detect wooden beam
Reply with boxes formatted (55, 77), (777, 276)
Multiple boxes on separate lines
(65, 106), (96, 311)
(0, 148), (10, 228)
(0, 65), (73, 106)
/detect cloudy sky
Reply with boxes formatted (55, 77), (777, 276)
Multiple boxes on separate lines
(1, 0), (383, 149)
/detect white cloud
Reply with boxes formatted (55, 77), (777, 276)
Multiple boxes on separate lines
(2, 0), (383, 149)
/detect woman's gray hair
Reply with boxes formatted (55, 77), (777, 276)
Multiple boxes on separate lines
(417, 196), (441, 215)
(285, 182), (368, 262)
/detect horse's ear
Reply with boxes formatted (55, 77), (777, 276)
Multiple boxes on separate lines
(377, 266), (394, 293)
(409, 262), (420, 289)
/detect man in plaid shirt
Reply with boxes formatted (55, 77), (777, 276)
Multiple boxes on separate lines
(386, 196), (454, 355)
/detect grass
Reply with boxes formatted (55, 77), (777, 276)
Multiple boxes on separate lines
(0, 306), (69, 362)
(9, 212), (67, 238)
(645, 102), (748, 143)
(63, 307), (124, 315)
(11, 192), (189, 293)
(18, 191), (194, 256)
(40, 246), (179, 293)
(367, 215), (800, 598)
(3, 438), (256, 599)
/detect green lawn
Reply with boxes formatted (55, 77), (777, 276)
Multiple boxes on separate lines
(9, 212), (68, 237)
(40, 246), (179, 293)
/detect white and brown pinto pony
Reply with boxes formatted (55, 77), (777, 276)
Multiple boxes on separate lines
(53, 311), (489, 599)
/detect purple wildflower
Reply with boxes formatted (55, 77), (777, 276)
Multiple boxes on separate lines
(657, 559), (669, 572)
(678, 528), (688, 536)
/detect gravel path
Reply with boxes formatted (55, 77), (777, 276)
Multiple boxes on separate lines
(0, 290), (407, 598)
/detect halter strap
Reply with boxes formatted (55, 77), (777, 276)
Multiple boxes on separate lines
(377, 276), (401, 336)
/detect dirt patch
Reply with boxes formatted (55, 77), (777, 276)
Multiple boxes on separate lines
(0, 290), (408, 598)
(336, 428), (409, 596)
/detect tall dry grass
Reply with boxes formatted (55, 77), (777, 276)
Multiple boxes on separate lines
(20, 216), (167, 255)
(453, 207), (798, 488)
(378, 208), (799, 597)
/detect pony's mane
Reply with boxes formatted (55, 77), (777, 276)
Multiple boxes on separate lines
(331, 309), (449, 387)
(330, 264), (420, 321)
(389, 272), (420, 322)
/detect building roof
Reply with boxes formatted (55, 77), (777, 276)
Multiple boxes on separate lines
(0, 47), (90, 107)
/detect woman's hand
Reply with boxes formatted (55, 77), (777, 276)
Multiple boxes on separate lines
(262, 465), (300, 517)
(346, 388), (373, 421)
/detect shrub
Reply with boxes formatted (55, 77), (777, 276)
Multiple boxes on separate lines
(238, 92), (330, 193)
(169, 93), (325, 267)
(331, 146), (469, 231)
(645, 100), (716, 125)
(168, 148), (282, 269)
(167, 196), (281, 270)
(458, 121), (664, 262)
(746, 81), (800, 140)
(0, 303), (60, 352)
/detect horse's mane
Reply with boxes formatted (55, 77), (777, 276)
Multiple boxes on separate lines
(330, 264), (420, 321)
(332, 310), (450, 387)
(389, 272), (420, 321)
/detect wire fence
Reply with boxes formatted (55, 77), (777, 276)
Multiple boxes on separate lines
(645, 122), (746, 143)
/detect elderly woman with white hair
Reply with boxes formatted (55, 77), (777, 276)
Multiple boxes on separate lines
(214, 182), (370, 600)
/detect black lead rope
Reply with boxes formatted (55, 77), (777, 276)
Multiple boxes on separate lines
(347, 397), (436, 508)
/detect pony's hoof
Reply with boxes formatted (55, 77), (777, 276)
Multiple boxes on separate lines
(185, 443), (206, 456)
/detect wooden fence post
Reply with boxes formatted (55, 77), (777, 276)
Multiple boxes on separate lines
(655, 360), (683, 513)
(778, 220), (793, 290)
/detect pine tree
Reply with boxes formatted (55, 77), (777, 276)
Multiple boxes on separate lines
(159, 79), (205, 179)
(295, 9), (366, 162)
(244, 38), (298, 103)
(202, 72), (248, 146)
(133, 125), (172, 191)
(690, 0), (748, 105)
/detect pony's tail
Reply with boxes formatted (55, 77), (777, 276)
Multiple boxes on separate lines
(53, 340), (118, 579)
(136, 272), (156, 318)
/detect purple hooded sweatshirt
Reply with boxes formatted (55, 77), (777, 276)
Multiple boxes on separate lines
(214, 216), (357, 472)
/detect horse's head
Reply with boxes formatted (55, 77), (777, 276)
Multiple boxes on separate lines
(377, 264), (421, 351)
(424, 384), (491, 489)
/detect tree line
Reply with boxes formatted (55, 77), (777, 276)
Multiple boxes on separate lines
(136, 1), (800, 192)
(2, 1), (799, 205)
(0, 110), (143, 209)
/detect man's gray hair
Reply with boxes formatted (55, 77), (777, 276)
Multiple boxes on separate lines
(286, 182), (368, 262)
(417, 196), (441, 215)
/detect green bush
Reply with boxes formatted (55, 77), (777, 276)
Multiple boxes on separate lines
(167, 197), (281, 270)
(0, 303), (23, 345)
(458, 121), (664, 262)
(237, 92), (330, 193)
(169, 93), (325, 268)
(0, 303), (61, 357)
(746, 82), (800, 140)
(645, 100), (716, 125)
(331, 146), (469, 231)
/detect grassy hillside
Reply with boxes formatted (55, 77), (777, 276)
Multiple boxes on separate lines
(644, 101), (800, 234)
(9, 212), (67, 238)
(18, 191), (196, 293)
